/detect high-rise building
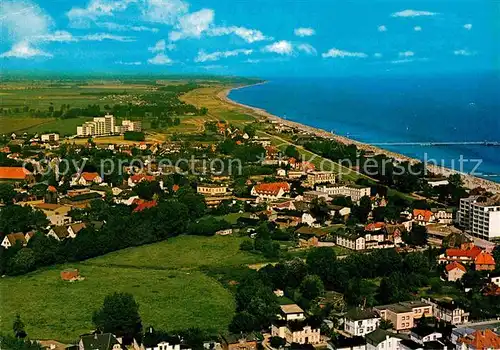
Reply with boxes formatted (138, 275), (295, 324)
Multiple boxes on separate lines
(76, 114), (116, 137)
(458, 195), (500, 241)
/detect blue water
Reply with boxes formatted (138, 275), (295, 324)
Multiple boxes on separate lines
(229, 73), (500, 182)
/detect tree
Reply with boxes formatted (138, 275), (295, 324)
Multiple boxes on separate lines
(379, 319), (393, 330)
(0, 334), (43, 350)
(284, 145), (300, 160)
(270, 336), (286, 348)
(243, 124), (256, 138)
(306, 247), (337, 287)
(299, 275), (325, 300)
(0, 183), (16, 204)
(354, 196), (371, 223)
(229, 311), (257, 333)
(240, 240), (254, 251)
(13, 314), (27, 338)
(7, 248), (36, 275)
(404, 225), (428, 246)
(92, 292), (142, 341)
(310, 198), (330, 224)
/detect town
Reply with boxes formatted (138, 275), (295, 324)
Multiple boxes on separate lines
(0, 79), (499, 350)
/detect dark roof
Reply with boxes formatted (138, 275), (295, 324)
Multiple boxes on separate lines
(345, 308), (379, 321)
(412, 326), (440, 337)
(366, 329), (407, 346)
(330, 336), (366, 349)
(399, 339), (422, 350)
(52, 226), (69, 239)
(423, 340), (446, 349)
(80, 333), (124, 350)
(222, 333), (259, 345)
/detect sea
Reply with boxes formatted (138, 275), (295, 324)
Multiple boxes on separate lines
(229, 73), (500, 183)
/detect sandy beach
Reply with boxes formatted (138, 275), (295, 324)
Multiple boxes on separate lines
(219, 85), (500, 194)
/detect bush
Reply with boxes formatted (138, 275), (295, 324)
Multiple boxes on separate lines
(239, 240), (254, 251)
(124, 131), (145, 141)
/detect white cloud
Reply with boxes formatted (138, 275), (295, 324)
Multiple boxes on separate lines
(414, 26), (422, 31)
(262, 40), (294, 55)
(149, 39), (166, 52)
(115, 60), (142, 65)
(391, 9), (437, 17)
(391, 59), (413, 64)
(80, 33), (135, 42)
(0, 41), (52, 58)
(297, 43), (317, 55)
(294, 27), (315, 37)
(168, 8), (214, 41)
(148, 53), (173, 65)
(67, 0), (137, 27)
(454, 49), (474, 56)
(245, 59), (260, 64)
(98, 22), (159, 32)
(378, 25), (387, 32)
(195, 48), (253, 62)
(399, 51), (414, 57)
(374, 53), (383, 58)
(464, 23), (472, 30)
(34, 31), (77, 42)
(0, 0), (53, 42)
(140, 0), (188, 24)
(322, 48), (367, 58)
(208, 26), (271, 43)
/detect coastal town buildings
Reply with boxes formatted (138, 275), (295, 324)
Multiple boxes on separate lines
(306, 171), (336, 186)
(421, 297), (469, 325)
(374, 301), (432, 332)
(344, 308), (381, 337)
(251, 182), (290, 202)
(0, 166), (35, 184)
(458, 195), (500, 241)
(316, 184), (370, 203)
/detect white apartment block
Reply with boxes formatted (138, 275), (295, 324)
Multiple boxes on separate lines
(306, 171), (336, 186)
(458, 196), (500, 241)
(114, 120), (142, 134)
(317, 184), (371, 203)
(77, 114), (116, 137)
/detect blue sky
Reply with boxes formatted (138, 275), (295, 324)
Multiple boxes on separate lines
(0, 0), (498, 77)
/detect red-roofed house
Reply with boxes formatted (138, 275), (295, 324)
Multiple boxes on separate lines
(71, 172), (103, 186)
(412, 209), (435, 226)
(128, 174), (156, 187)
(456, 329), (500, 350)
(132, 199), (158, 212)
(439, 245), (482, 265)
(474, 252), (496, 271)
(0, 166), (35, 184)
(445, 261), (467, 281)
(365, 222), (386, 232)
(251, 182), (290, 202)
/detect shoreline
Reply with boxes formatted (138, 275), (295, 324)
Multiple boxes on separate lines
(218, 84), (500, 194)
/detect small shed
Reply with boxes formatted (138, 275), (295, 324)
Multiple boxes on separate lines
(61, 268), (80, 281)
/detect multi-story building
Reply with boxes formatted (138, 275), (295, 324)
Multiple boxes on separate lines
(197, 184), (229, 196)
(421, 297), (469, 325)
(271, 320), (321, 345)
(336, 232), (366, 251)
(344, 308), (380, 337)
(458, 195), (500, 241)
(40, 133), (60, 142)
(374, 301), (432, 332)
(115, 120), (142, 134)
(317, 184), (370, 203)
(77, 114), (116, 137)
(306, 171), (336, 186)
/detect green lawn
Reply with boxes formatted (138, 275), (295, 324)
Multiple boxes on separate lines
(25, 117), (94, 136)
(0, 117), (54, 134)
(0, 235), (268, 342)
(0, 265), (234, 342)
(86, 235), (266, 270)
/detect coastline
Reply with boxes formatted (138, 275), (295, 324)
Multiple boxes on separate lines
(218, 84), (500, 194)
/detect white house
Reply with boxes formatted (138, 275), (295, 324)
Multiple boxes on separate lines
(251, 182), (290, 202)
(278, 304), (305, 321)
(1, 232), (34, 249)
(365, 329), (405, 350)
(47, 223), (86, 241)
(344, 308), (380, 337)
(48, 214), (72, 226)
(336, 233), (366, 251)
(410, 327), (442, 344)
(301, 213), (319, 227)
(71, 172), (103, 186)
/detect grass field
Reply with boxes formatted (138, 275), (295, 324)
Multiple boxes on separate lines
(0, 117), (55, 134)
(0, 265), (234, 342)
(0, 235), (266, 341)
(86, 235), (266, 270)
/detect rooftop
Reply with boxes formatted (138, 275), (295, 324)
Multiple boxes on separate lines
(280, 304), (304, 314)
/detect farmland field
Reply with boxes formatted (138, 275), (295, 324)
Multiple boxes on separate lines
(0, 235), (266, 342)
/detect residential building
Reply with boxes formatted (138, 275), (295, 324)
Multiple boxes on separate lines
(278, 304), (305, 321)
(128, 174), (156, 187)
(71, 172), (103, 186)
(271, 320), (321, 345)
(365, 329), (405, 350)
(306, 171), (336, 186)
(79, 333), (125, 350)
(336, 232), (366, 251)
(317, 184), (370, 203)
(431, 208), (454, 224)
(412, 209), (436, 226)
(302, 190), (331, 203)
(410, 326), (442, 344)
(77, 114), (116, 137)
(474, 251), (496, 271)
(0, 166), (35, 184)
(458, 195), (500, 241)
(41, 133), (60, 142)
(445, 261), (467, 282)
(438, 244), (482, 265)
(1, 232), (34, 249)
(221, 334), (258, 350)
(455, 329), (500, 350)
(490, 273), (500, 287)
(374, 301), (432, 332)
(251, 182), (290, 202)
(114, 120), (142, 134)
(344, 308), (380, 337)
(197, 184), (228, 196)
(47, 223), (86, 241)
(48, 214), (72, 226)
(421, 297), (469, 325)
